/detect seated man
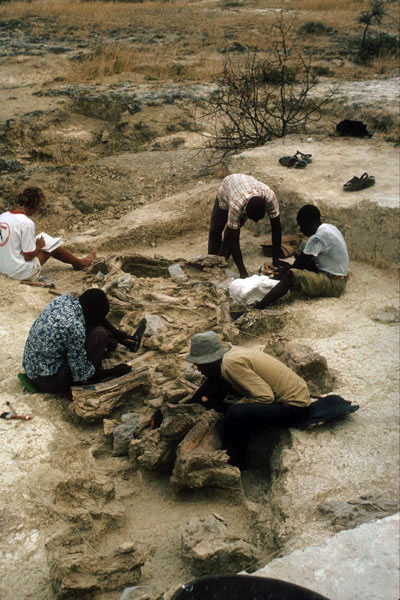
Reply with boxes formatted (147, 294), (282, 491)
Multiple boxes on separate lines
(186, 331), (311, 468)
(22, 289), (146, 393)
(208, 173), (282, 278)
(254, 204), (349, 309)
(0, 186), (96, 281)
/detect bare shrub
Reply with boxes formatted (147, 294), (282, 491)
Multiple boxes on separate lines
(197, 15), (339, 163)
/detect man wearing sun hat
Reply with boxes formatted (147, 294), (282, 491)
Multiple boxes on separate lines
(186, 331), (311, 468)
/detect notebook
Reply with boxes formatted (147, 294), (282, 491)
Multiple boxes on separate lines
(37, 232), (63, 253)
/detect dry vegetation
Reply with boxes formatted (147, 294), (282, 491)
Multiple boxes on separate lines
(1, 0), (398, 85)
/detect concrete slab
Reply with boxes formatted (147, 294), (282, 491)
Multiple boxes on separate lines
(253, 513), (400, 600)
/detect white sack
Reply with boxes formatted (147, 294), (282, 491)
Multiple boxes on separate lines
(229, 274), (278, 305)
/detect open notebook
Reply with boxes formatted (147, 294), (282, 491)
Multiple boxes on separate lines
(37, 232), (63, 253)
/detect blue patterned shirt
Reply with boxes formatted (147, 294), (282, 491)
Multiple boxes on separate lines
(23, 294), (96, 382)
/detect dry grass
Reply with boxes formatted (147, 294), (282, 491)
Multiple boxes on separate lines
(1, 0), (398, 83)
(0, 0), (376, 35)
(64, 44), (222, 83)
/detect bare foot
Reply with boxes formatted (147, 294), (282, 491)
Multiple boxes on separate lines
(74, 250), (97, 271)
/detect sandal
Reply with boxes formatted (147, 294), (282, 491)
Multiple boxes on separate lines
(293, 159), (307, 169)
(279, 155), (298, 167)
(17, 372), (38, 393)
(279, 155), (307, 168)
(343, 172), (375, 191)
(295, 150), (312, 164)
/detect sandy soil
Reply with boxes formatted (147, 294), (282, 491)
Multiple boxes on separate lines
(0, 16), (399, 600)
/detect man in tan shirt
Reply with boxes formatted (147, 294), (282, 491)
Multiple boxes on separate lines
(186, 331), (310, 468)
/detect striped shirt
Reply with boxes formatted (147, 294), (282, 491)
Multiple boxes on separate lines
(216, 174), (280, 229)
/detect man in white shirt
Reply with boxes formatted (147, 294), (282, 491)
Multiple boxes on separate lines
(254, 204), (349, 309)
(0, 187), (96, 280)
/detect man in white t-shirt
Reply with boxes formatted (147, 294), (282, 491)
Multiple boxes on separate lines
(254, 204), (349, 309)
(0, 187), (96, 281)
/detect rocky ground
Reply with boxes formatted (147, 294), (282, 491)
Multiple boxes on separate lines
(0, 9), (399, 600)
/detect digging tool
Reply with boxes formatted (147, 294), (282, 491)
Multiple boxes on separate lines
(20, 280), (55, 289)
(0, 401), (33, 421)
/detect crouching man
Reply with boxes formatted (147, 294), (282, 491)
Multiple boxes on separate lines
(186, 331), (311, 469)
(22, 289), (145, 394)
(254, 204), (349, 309)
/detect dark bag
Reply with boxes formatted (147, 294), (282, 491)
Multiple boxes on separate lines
(298, 394), (359, 429)
(336, 119), (372, 138)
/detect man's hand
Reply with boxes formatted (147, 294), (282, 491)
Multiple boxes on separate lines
(123, 318), (147, 353)
(36, 236), (46, 251)
(253, 300), (265, 310)
(123, 336), (140, 352)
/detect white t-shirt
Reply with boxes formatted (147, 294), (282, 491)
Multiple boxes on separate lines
(303, 223), (349, 276)
(0, 211), (37, 280)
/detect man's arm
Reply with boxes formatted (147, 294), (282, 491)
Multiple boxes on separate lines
(270, 216), (282, 269)
(23, 236), (45, 261)
(66, 323), (96, 383)
(291, 251), (316, 271)
(220, 227), (248, 278)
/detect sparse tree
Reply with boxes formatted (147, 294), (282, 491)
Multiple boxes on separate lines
(359, 0), (386, 51)
(197, 15), (338, 163)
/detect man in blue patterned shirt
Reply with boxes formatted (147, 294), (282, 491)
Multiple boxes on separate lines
(22, 289), (144, 393)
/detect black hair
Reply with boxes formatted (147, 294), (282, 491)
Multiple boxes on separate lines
(246, 196), (266, 221)
(16, 187), (45, 210)
(297, 204), (321, 225)
(79, 289), (109, 326)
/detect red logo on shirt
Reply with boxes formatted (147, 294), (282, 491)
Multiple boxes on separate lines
(0, 222), (10, 247)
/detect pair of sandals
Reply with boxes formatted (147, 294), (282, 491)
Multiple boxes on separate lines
(279, 150), (312, 169)
(343, 172), (375, 192)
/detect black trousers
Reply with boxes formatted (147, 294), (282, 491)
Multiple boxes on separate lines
(208, 198), (228, 255)
(32, 325), (118, 393)
(223, 402), (310, 466)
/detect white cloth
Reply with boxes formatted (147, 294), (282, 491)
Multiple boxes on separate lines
(0, 211), (37, 280)
(229, 274), (278, 305)
(303, 223), (349, 276)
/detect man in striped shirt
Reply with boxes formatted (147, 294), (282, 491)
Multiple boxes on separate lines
(208, 173), (282, 278)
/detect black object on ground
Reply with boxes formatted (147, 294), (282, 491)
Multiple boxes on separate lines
(171, 574), (330, 600)
(343, 172), (375, 191)
(298, 394), (359, 429)
(279, 155), (306, 168)
(279, 150), (311, 169)
(336, 119), (372, 138)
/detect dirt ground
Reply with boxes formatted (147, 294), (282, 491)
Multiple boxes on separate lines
(0, 14), (399, 600)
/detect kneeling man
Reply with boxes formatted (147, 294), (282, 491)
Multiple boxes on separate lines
(186, 331), (311, 468)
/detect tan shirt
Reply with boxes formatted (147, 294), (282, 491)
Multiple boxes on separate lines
(221, 347), (310, 408)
